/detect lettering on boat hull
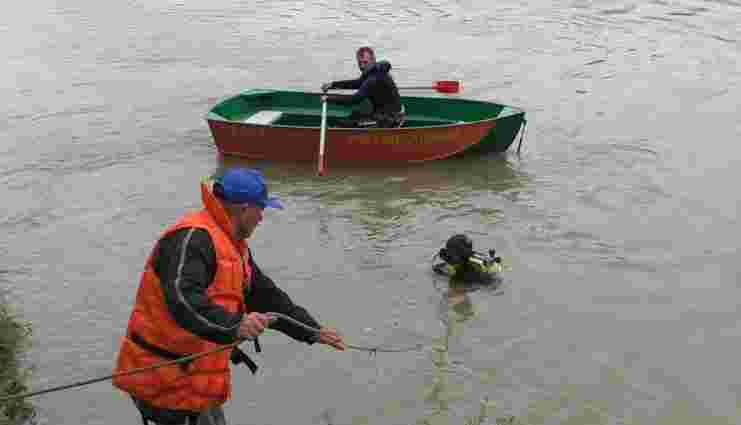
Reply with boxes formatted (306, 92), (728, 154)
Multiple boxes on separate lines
(345, 127), (466, 146)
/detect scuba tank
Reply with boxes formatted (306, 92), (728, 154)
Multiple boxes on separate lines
(432, 234), (503, 282)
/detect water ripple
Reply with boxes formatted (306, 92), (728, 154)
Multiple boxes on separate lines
(3, 1), (741, 424)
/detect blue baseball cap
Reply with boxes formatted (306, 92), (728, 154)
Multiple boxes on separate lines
(215, 168), (283, 209)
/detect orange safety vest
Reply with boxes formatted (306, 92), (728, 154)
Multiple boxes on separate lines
(112, 179), (252, 412)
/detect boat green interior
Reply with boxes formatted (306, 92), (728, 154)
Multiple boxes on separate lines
(208, 90), (508, 128)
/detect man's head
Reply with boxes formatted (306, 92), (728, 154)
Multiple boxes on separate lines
(213, 168), (283, 240)
(356, 46), (376, 73)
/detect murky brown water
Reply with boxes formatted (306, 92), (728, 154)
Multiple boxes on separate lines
(2, 0), (740, 424)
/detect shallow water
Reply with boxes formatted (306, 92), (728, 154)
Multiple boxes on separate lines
(1, 0), (740, 424)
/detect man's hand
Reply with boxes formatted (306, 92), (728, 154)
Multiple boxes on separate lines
(239, 312), (272, 340)
(321, 83), (332, 92)
(320, 95), (328, 103)
(317, 327), (346, 351)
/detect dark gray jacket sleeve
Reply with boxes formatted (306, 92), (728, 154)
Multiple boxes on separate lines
(153, 228), (242, 345)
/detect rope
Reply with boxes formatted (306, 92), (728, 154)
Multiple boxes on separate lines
(0, 341), (240, 403)
(0, 312), (422, 403)
(266, 312), (423, 353)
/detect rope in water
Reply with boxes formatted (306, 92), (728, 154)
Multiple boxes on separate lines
(0, 312), (422, 402)
(267, 312), (423, 353)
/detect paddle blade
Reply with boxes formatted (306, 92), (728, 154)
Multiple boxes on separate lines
(318, 153), (326, 176)
(434, 80), (460, 93)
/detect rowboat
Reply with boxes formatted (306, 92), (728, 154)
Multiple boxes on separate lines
(205, 89), (527, 164)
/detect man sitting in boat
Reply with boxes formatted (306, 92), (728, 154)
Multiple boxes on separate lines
(321, 46), (406, 128)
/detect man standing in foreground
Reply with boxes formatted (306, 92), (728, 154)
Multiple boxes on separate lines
(113, 168), (346, 425)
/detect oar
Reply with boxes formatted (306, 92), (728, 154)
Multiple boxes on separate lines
(320, 80), (462, 95)
(317, 96), (328, 176)
(398, 80), (461, 93)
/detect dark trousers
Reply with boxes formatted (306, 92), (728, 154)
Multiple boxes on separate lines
(133, 397), (227, 425)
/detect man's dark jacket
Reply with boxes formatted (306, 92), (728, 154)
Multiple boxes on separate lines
(326, 61), (402, 115)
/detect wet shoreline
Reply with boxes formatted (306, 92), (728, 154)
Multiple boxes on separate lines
(0, 293), (35, 424)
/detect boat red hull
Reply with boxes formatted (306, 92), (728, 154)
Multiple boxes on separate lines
(207, 121), (497, 163)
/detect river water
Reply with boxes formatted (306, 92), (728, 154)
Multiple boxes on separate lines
(2, 0), (740, 424)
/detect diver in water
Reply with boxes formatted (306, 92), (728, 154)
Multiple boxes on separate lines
(432, 234), (503, 285)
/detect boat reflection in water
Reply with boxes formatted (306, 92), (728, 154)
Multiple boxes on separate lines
(217, 152), (530, 243)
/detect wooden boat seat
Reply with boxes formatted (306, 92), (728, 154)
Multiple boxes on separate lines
(241, 109), (461, 127)
(243, 110), (284, 125)
(403, 115), (461, 125)
(279, 107), (351, 118)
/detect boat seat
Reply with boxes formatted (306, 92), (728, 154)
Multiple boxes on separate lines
(279, 107), (351, 118)
(404, 114), (460, 125)
(243, 110), (284, 125)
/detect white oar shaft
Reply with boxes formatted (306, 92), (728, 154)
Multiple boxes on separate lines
(318, 99), (328, 175)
